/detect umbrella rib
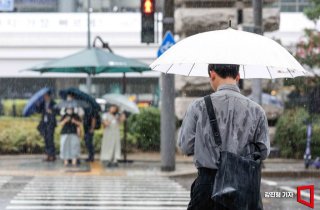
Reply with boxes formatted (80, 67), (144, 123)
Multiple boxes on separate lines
(287, 68), (294, 78)
(266, 66), (273, 79)
(187, 63), (196, 76)
(165, 64), (174, 74)
(151, 64), (159, 70)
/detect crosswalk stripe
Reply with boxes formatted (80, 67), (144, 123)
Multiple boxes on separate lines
(11, 200), (188, 205)
(15, 193), (189, 197)
(23, 186), (185, 190)
(13, 197), (190, 201)
(6, 176), (190, 210)
(7, 206), (187, 210)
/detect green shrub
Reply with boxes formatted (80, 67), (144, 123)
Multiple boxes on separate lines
(2, 99), (28, 117)
(274, 108), (320, 158)
(0, 117), (44, 153)
(0, 117), (104, 154)
(127, 107), (160, 151)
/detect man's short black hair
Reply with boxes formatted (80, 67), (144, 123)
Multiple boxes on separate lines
(208, 64), (240, 79)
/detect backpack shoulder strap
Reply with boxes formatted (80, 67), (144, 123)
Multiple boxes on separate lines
(204, 95), (222, 146)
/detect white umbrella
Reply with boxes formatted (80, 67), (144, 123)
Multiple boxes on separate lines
(101, 94), (139, 114)
(150, 28), (310, 79)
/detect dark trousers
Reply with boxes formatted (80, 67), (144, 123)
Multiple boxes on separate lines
(187, 168), (229, 210)
(84, 132), (94, 160)
(43, 127), (55, 157)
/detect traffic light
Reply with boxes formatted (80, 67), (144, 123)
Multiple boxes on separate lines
(141, 0), (155, 43)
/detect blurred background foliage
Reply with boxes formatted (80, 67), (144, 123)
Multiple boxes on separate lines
(273, 0), (320, 159)
(274, 109), (320, 159)
(1, 99), (28, 117)
(127, 107), (161, 151)
(0, 107), (161, 154)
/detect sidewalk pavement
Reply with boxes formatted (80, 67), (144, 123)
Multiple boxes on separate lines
(0, 153), (319, 178)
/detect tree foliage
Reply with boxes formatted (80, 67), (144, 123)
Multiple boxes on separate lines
(275, 108), (320, 158)
(286, 1), (320, 113)
(304, 0), (320, 22)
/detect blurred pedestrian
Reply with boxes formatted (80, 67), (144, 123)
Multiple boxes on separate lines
(83, 109), (98, 162)
(59, 107), (82, 166)
(61, 93), (84, 117)
(36, 91), (57, 162)
(100, 105), (125, 167)
(179, 64), (270, 210)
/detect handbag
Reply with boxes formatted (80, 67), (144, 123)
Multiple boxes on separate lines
(204, 95), (263, 210)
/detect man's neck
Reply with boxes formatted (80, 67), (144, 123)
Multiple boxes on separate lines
(216, 79), (237, 90)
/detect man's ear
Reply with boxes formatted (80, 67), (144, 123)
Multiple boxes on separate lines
(209, 71), (216, 80)
(236, 73), (240, 82)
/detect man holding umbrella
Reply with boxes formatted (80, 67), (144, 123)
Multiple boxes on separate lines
(179, 64), (270, 209)
(36, 91), (57, 162)
(150, 26), (309, 210)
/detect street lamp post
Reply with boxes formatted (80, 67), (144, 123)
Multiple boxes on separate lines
(251, 0), (263, 105)
(86, 0), (92, 95)
(161, 0), (176, 172)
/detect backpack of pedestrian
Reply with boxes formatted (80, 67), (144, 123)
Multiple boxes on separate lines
(179, 64), (270, 210)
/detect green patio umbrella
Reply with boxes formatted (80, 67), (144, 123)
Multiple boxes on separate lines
(27, 43), (151, 162)
(28, 47), (150, 74)
(28, 46), (150, 97)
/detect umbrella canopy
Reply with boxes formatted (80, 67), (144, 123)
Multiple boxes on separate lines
(55, 100), (89, 109)
(23, 87), (53, 117)
(101, 94), (139, 114)
(151, 28), (310, 79)
(59, 88), (101, 112)
(28, 48), (150, 75)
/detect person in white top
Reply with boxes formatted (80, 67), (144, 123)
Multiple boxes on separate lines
(100, 105), (126, 167)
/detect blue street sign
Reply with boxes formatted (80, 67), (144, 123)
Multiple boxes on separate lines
(0, 0), (14, 11)
(157, 31), (175, 58)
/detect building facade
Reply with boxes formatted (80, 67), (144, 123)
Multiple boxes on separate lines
(9, 0), (164, 13)
(276, 0), (311, 12)
(0, 12), (161, 103)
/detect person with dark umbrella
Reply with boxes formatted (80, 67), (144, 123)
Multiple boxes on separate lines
(36, 91), (57, 162)
(83, 108), (97, 162)
(59, 88), (100, 162)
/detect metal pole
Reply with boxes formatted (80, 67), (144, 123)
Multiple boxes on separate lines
(161, 0), (175, 171)
(86, 0), (92, 94)
(87, 0), (91, 49)
(251, 0), (263, 105)
(122, 73), (128, 162)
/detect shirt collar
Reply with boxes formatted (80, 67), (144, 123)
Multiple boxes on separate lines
(217, 84), (240, 93)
